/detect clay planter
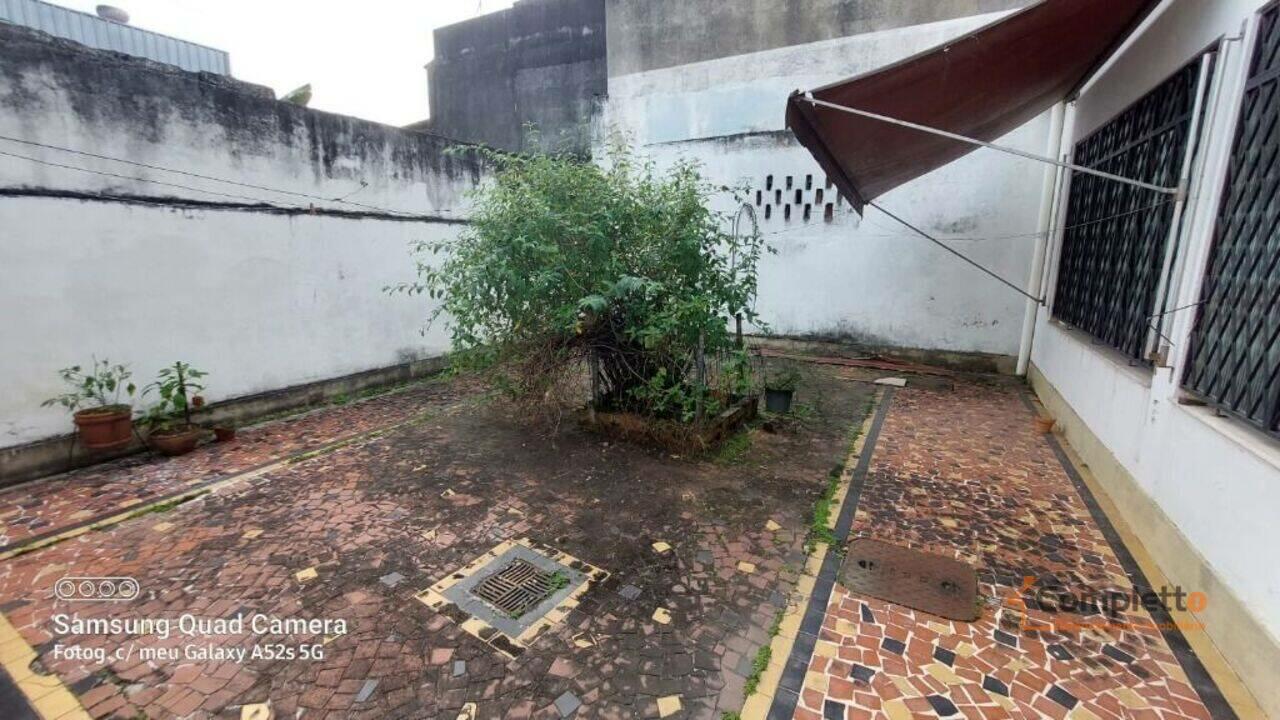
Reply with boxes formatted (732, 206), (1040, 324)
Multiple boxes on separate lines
(213, 426), (237, 443)
(764, 388), (795, 414)
(72, 405), (133, 451)
(148, 425), (203, 456)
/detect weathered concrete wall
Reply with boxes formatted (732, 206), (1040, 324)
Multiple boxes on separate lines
(0, 23), (486, 451)
(427, 0), (606, 154)
(605, 0), (1029, 77)
(600, 13), (1051, 357)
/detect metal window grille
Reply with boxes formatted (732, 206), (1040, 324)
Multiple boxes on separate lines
(1183, 4), (1280, 437)
(1052, 62), (1201, 362)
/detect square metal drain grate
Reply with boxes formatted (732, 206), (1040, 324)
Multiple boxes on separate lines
(472, 558), (557, 617)
(417, 538), (608, 658)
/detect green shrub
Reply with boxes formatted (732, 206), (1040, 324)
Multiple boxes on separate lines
(391, 143), (767, 422)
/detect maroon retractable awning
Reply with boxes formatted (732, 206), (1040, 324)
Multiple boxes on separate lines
(786, 0), (1156, 214)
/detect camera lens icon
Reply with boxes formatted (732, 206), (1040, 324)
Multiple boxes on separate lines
(55, 576), (140, 602)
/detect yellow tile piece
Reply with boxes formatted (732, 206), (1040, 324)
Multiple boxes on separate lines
(803, 671), (828, 694)
(737, 561), (757, 574)
(652, 608), (672, 625)
(1113, 688), (1146, 709)
(242, 528), (263, 539)
(152, 522), (174, 533)
(883, 698), (912, 720)
(118, 498), (142, 509)
(890, 676), (916, 697)
(456, 702), (477, 720)
(924, 663), (962, 685)
(240, 704), (273, 720)
(1069, 707), (1102, 720)
(652, 541), (672, 554)
(741, 692), (771, 719)
(926, 621), (952, 634)
(812, 640), (837, 659)
(954, 641), (977, 657)
(765, 519), (782, 532)
(32, 689), (83, 719)
(657, 695), (682, 718)
(295, 567), (317, 582)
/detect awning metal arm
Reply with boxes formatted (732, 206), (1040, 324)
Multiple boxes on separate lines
(801, 95), (1180, 195)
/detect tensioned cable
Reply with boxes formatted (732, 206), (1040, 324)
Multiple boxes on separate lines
(0, 149), (463, 223)
(867, 200), (1043, 303)
(0, 148), (294, 206)
(0, 134), (445, 218)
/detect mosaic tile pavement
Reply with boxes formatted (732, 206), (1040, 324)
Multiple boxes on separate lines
(0, 364), (871, 719)
(0, 377), (474, 552)
(795, 381), (1227, 720)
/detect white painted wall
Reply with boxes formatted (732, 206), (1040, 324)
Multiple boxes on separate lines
(0, 32), (475, 449)
(1030, 0), (1280, 689)
(598, 13), (1052, 356)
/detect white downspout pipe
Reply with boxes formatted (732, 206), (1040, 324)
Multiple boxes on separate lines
(1016, 102), (1066, 376)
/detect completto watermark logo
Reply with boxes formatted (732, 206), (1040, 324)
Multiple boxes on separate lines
(1006, 576), (1207, 632)
(54, 576), (140, 602)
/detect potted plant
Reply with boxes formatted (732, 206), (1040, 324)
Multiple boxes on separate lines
(213, 422), (237, 443)
(764, 367), (800, 414)
(141, 361), (209, 456)
(41, 359), (137, 451)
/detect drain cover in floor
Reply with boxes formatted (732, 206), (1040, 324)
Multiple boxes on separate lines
(839, 538), (979, 621)
(417, 538), (609, 658)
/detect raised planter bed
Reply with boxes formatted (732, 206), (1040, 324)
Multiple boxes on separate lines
(582, 394), (758, 453)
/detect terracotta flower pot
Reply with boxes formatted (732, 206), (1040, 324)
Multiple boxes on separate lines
(73, 405), (133, 451)
(148, 425), (203, 456)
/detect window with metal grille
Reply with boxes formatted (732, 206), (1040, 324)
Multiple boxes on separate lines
(1052, 62), (1202, 362)
(1183, 5), (1280, 437)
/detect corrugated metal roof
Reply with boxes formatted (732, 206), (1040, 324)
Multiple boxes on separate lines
(0, 0), (229, 74)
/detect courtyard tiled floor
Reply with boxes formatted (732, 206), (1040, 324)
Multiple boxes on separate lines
(0, 361), (1246, 719)
(0, 363), (870, 719)
(785, 381), (1236, 720)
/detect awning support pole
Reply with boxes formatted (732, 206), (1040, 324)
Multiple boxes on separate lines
(800, 95), (1181, 195)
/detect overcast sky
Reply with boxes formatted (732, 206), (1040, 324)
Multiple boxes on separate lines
(58, 0), (516, 127)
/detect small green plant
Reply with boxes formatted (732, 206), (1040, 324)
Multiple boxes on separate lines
(714, 431), (752, 465)
(140, 362), (208, 432)
(548, 570), (570, 591)
(765, 366), (801, 392)
(722, 713), (742, 720)
(41, 358), (136, 413)
(743, 645), (772, 695)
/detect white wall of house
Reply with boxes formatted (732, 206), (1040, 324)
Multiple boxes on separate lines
(1030, 0), (1280, 711)
(0, 26), (475, 449)
(598, 12), (1052, 357)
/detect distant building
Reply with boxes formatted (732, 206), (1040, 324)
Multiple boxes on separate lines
(0, 0), (229, 74)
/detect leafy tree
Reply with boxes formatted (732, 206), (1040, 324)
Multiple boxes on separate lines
(391, 143), (766, 423)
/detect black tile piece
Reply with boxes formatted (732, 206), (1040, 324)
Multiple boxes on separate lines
(932, 646), (956, 666)
(849, 664), (875, 683)
(925, 695), (960, 716)
(880, 637), (906, 655)
(982, 676), (1009, 696)
(1046, 684), (1078, 710)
